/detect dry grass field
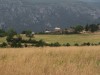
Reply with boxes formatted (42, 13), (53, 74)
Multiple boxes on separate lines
(0, 47), (100, 75)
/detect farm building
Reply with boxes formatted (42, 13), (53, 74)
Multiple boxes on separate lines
(45, 30), (51, 34)
(54, 27), (62, 34)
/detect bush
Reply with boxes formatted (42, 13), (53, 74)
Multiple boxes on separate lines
(6, 35), (23, 48)
(0, 29), (6, 37)
(24, 44), (28, 47)
(98, 42), (100, 45)
(49, 42), (61, 47)
(87, 42), (91, 46)
(0, 33), (6, 37)
(6, 36), (13, 42)
(17, 42), (22, 48)
(35, 40), (46, 47)
(81, 43), (86, 46)
(81, 42), (91, 46)
(64, 43), (70, 46)
(0, 42), (7, 48)
(11, 41), (22, 48)
(74, 43), (79, 46)
(91, 43), (95, 46)
(21, 39), (38, 44)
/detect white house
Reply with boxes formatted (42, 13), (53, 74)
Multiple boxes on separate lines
(32, 32), (35, 35)
(31, 32), (35, 37)
(54, 27), (62, 34)
(45, 30), (51, 34)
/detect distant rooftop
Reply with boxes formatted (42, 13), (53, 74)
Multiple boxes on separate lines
(55, 27), (61, 30)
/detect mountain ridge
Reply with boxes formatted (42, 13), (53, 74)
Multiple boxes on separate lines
(0, 0), (100, 32)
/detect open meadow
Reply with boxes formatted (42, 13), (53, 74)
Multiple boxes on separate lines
(25, 33), (100, 45)
(0, 47), (100, 75)
(1, 33), (100, 45)
(33, 34), (100, 45)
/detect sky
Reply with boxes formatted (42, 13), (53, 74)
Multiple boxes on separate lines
(80, 0), (100, 2)
(31, 0), (100, 3)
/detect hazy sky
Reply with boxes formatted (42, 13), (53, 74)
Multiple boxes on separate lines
(80, 0), (100, 2)
(31, 0), (100, 2)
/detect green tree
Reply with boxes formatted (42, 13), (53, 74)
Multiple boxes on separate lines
(34, 40), (45, 47)
(25, 30), (33, 40)
(74, 25), (84, 33)
(85, 24), (89, 31)
(6, 29), (17, 43)
(0, 29), (6, 37)
(7, 29), (17, 37)
(89, 24), (99, 32)
(25, 30), (31, 36)
(0, 42), (7, 48)
(21, 31), (27, 34)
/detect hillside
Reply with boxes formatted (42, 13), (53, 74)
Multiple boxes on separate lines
(0, 0), (100, 32)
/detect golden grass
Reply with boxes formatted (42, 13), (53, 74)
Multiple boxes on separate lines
(0, 47), (100, 75)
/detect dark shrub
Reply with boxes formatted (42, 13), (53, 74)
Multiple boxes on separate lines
(81, 42), (87, 46)
(53, 42), (61, 47)
(49, 43), (54, 47)
(0, 29), (6, 37)
(6, 36), (13, 42)
(65, 43), (70, 46)
(21, 39), (28, 43)
(0, 42), (7, 48)
(11, 41), (22, 48)
(49, 42), (61, 47)
(74, 43), (79, 46)
(35, 40), (46, 47)
(21, 39), (38, 44)
(17, 42), (22, 48)
(7, 29), (17, 37)
(87, 42), (91, 46)
(98, 42), (100, 45)
(91, 43), (95, 46)
(81, 42), (90, 46)
(11, 42), (17, 48)
(24, 44), (28, 47)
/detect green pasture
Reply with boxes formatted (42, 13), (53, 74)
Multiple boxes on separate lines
(1, 34), (100, 45)
(33, 34), (100, 45)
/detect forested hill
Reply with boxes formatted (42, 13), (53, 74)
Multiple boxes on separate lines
(0, 0), (100, 32)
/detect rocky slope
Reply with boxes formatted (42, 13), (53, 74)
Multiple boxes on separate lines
(0, 0), (100, 32)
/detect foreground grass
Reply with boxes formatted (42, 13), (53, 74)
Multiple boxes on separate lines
(0, 47), (100, 75)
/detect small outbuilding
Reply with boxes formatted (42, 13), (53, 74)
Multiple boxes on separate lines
(31, 32), (35, 37)
(45, 31), (51, 34)
(54, 27), (62, 34)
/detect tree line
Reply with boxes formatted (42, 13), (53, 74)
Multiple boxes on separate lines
(65, 24), (100, 34)
(0, 24), (100, 36)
